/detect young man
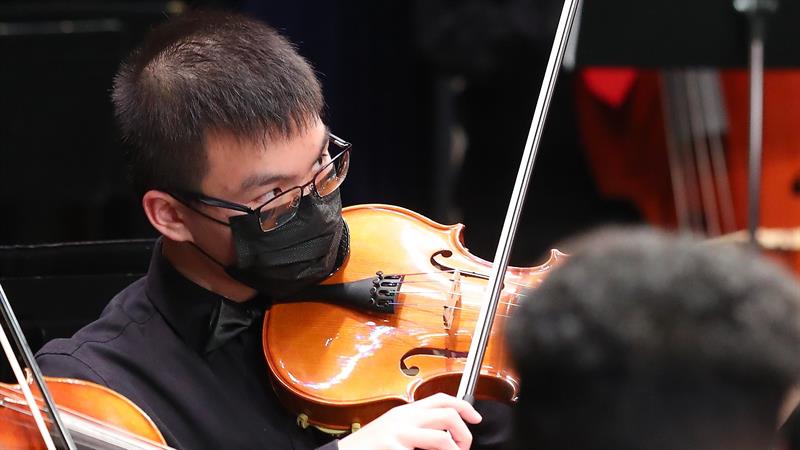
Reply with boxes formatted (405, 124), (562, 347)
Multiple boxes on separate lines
(507, 228), (800, 450)
(35, 11), (489, 450)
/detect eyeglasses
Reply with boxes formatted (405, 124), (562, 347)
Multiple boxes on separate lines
(174, 133), (351, 232)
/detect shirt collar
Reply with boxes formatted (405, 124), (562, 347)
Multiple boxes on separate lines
(144, 239), (262, 354)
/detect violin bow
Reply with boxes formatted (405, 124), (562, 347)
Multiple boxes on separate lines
(0, 282), (77, 449)
(456, 0), (583, 403)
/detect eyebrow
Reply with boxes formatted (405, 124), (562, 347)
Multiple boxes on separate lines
(309, 126), (331, 172)
(239, 127), (331, 193)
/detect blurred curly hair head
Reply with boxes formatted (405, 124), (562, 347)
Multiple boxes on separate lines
(507, 227), (800, 450)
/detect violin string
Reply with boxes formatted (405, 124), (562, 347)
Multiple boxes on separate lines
(387, 303), (513, 319)
(314, 315), (449, 349)
(381, 303), (514, 328)
(342, 316), (505, 349)
(0, 396), (172, 449)
(403, 273), (536, 290)
(305, 270), (525, 346)
(302, 307), (509, 350)
(389, 319), (503, 350)
(396, 290), (521, 308)
(350, 302), (512, 328)
(332, 272), (528, 308)
(399, 270), (542, 289)
(397, 284), (527, 304)
(348, 272), (529, 298)
(349, 269), (539, 290)
(395, 278), (528, 298)
(59, 406), (172, 449)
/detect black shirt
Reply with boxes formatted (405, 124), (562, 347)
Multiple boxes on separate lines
(35, 240), (511, 449)
(36, 240), (337, 450)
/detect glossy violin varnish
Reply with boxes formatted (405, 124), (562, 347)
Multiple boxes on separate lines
(0, 377), (167, 449)
(263, 204), (565, 431)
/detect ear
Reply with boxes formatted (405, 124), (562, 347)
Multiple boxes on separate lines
(142, 190), (194, 242)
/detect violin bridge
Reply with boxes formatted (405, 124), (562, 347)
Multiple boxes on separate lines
(443, 270), (462, 330)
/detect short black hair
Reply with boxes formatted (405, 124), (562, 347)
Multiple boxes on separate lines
(112, 11), (323, 196)
(507, 228), (800, 450)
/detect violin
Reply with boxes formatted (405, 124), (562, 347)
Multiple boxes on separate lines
(0, 376), (170, 449)
(262, 204), (565, 431)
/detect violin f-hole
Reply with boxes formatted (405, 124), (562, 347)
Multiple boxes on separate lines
(399, 348), (469, 377)
(430, 250), (490, 281)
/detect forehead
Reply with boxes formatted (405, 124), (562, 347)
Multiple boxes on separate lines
(200, 120), (326, 199)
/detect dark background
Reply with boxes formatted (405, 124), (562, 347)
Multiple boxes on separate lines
(0, 0), (640, 262)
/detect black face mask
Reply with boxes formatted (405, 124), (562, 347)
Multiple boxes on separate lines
(223, 190), (348, 301)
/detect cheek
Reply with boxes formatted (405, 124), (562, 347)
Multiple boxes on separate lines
(188, 218), (238, 265)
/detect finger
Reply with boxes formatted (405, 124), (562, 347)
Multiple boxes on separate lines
(400, 428), (460, 450)
(411, 393), (482, 424)
(414, 408), (472, 450)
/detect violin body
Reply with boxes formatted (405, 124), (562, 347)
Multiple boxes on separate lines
(262, 204), (564, 431)
(0, 376), (165, 449)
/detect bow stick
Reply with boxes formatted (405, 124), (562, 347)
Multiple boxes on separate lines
(456, 0), (583, 403)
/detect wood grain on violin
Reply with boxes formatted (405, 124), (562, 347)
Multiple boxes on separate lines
(262, 204), (565, 431)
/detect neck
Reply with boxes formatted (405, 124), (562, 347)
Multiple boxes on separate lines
(162, 238), (256, 302)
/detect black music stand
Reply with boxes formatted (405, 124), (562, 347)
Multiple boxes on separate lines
(572, 0), (797, 243)
(574, 0), (796, 68)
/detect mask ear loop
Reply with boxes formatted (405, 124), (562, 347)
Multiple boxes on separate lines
(169, 193), (232, 228)
(168, 193), (234, 270)
(330, 220), (350, 276)
(187, 240), (229, 270)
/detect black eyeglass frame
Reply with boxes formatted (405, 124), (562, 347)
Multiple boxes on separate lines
(172, 133), (351, 232)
